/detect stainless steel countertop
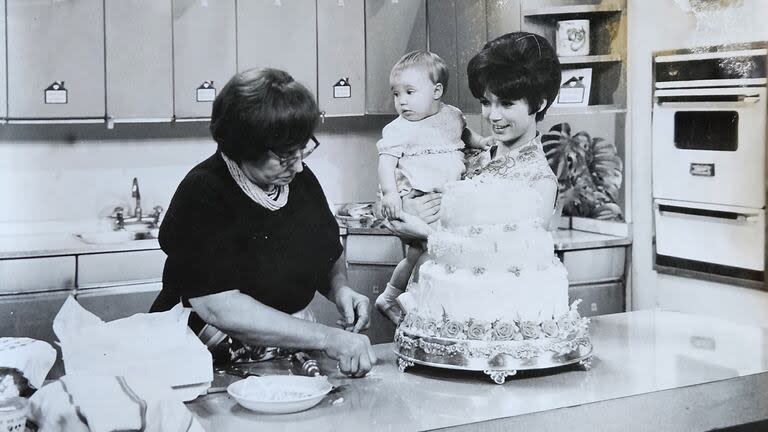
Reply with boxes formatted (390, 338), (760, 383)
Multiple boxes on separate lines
(187, 310), (768, 431)
(0, 227), (630, 259)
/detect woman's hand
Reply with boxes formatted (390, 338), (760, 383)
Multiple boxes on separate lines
(401, 190), (441, 224)
(329, 285), (371, 333)
(382, 212), (434, 241)
(381, 192), (402, 220)
(321, 328), (377, 377)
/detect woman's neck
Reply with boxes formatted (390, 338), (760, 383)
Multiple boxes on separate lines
(497, 130), (538, 157)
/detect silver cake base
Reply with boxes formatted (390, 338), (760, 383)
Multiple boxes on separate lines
(394, 330), (593, 384)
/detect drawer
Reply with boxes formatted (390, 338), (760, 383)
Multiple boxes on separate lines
(563, 247), (626, 284)
(345, 235), (404, 265)
(75, 282), (161, 321)
(77, 249), (165, 288)
(569, 281), (625, 317)
(0, 256), (76, 294)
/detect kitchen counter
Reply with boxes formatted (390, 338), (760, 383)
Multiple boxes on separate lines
(187, 310), (768, 432)
(0, 227), (630, 259)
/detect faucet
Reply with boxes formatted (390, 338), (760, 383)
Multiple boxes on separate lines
(131, 177), (142, 221)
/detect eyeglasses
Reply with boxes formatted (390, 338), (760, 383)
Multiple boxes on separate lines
(267, 135), (320, 167)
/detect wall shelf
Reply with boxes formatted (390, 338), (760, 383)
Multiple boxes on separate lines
(548, 104), (627, 116)
(559, 54), (622, 65)
(523, 4), (622, 19)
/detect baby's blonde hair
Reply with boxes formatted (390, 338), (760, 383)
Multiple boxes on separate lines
(390, 50), (449, 90)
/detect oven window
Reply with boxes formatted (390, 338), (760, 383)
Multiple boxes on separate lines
(674, 111), (738, 151)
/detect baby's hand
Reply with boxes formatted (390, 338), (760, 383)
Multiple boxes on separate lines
(473, 136), (495, 150)
(381, 192), (402, 219)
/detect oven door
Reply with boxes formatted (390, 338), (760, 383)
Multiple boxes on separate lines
(654, 199), (765, 276)
(652, 87), (766, 208)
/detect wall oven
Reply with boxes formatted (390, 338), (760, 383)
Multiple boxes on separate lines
(652, 43), (768, 288)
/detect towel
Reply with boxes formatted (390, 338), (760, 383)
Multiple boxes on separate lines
(0, 337), (57, 391)
(28, 375), (205, 432)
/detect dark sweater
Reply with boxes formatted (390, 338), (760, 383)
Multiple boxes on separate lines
(150, 152), (342, 316)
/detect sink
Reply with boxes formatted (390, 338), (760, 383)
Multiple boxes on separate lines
(75, 228), (158, 245)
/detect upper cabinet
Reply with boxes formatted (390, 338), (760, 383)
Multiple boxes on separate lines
(173, 0), (237, 119)
(105, 0), (173, 122)
(237, 0), (317, 98)
(365, 0), (427, 114)
(520, 0), (627, 111)
(6, 0), (105, 120)
(427, 0), (487, 114)
(0, 0), (6, 120)
(317, 0), (365, 117)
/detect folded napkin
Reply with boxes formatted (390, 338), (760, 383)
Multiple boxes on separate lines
(0, 337), (57, 391)
(53, 296), (212, 401)
(28, 375), (205, 432)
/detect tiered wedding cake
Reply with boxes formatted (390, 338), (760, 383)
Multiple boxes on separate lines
(395, 178), (592, 383)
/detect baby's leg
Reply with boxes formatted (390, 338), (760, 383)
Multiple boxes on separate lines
(375, 245), (424, 324)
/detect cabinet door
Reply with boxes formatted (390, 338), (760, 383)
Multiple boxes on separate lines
(7, 0), (105, 119)
(347, 264), (397, 344)
(237, 0), (317, 98)
(0, 290), (71, 379)
(173, 0), (237, 118)
(0, 0), (6, 119)
(563, 246), (626, 284)
(75, 283), (161, 322)
(0, 256), (75, 294)
(105, 0), (173, 121)
(427, 0), (486, 114)
(569, 281), (625, 317)
(317, 0), (365, 117)
(365, 0), (427, 114)
(77, 250), (165, 289)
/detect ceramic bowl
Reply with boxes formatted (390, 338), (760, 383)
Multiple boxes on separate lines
(227, 375), (333, 414)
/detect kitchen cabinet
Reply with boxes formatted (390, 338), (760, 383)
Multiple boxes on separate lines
(569, 281), (624, 317)
(427, 0), (487, 114)
(0, 290), (70, 378)
(0, 256), (75, 294)
(173, 0), (237, 119)
(347, 263), (398, 344)
(76, 249), (165, 289)
(562, 246), (625, 284)
(75, 282), (161, 322)
(365, 0), (427, 114)
(104, 0), (173, 122)
(6, 0), (105, 120)
(237, 0), (317, 98)
(0, 0), (6, 120)
(317, 0), (365, 117)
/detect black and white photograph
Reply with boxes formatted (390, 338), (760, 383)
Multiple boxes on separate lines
(0, 1), (767, 431)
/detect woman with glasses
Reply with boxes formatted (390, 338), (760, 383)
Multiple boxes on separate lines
(150, 68), (376, 377)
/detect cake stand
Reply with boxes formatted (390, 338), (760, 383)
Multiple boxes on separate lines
(394, 328), (593, 384)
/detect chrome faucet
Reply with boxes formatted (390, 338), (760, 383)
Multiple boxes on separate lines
(131, 177), (142, 221)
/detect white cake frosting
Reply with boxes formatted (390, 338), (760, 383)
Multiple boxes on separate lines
(399, 178), (573, 340)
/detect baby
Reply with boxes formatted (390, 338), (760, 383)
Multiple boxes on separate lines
(375, 50), (489, 323)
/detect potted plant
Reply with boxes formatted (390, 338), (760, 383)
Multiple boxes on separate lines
(542, 122), (624, 221)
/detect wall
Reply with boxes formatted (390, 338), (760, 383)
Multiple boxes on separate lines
(628, 0), (768, 326)
(0, 116), (391, 229)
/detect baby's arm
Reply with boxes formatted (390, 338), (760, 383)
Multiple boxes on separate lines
(378, 154), (402, 219)
(462, 126), (494, 150)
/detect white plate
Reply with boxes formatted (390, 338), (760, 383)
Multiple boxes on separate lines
(227, 375), (333, 414)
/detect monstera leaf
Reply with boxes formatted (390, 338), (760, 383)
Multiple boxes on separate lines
(542, 123), (624, 221)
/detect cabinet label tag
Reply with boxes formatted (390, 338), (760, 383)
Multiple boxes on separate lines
(197, 81), (216, 102)
(44, 81), (68, 104)
(333, 77), (351, 98)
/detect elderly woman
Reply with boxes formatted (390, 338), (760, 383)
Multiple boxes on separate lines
(150, 68), (376, 377)
(385, 32), (562, 319)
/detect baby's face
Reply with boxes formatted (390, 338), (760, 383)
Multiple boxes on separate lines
(390, 68), (440, 121)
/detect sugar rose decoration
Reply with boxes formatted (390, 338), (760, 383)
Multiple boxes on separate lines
(491, 321), (518, 341)
(557, 317), (575, 335)
(541, 319), (559, 337)
(520, 321), (543, 339)
(467, 321), (490, 340)
(441, 320), (464, 339)
(424, 320), (439, 336)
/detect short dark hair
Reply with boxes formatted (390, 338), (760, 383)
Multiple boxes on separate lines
(467, 32), (561, 121)
(390, 50), (450, 91)
(210, 68), (320, 163)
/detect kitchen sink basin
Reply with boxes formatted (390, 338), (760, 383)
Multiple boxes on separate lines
(75, 228), (158, 244)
